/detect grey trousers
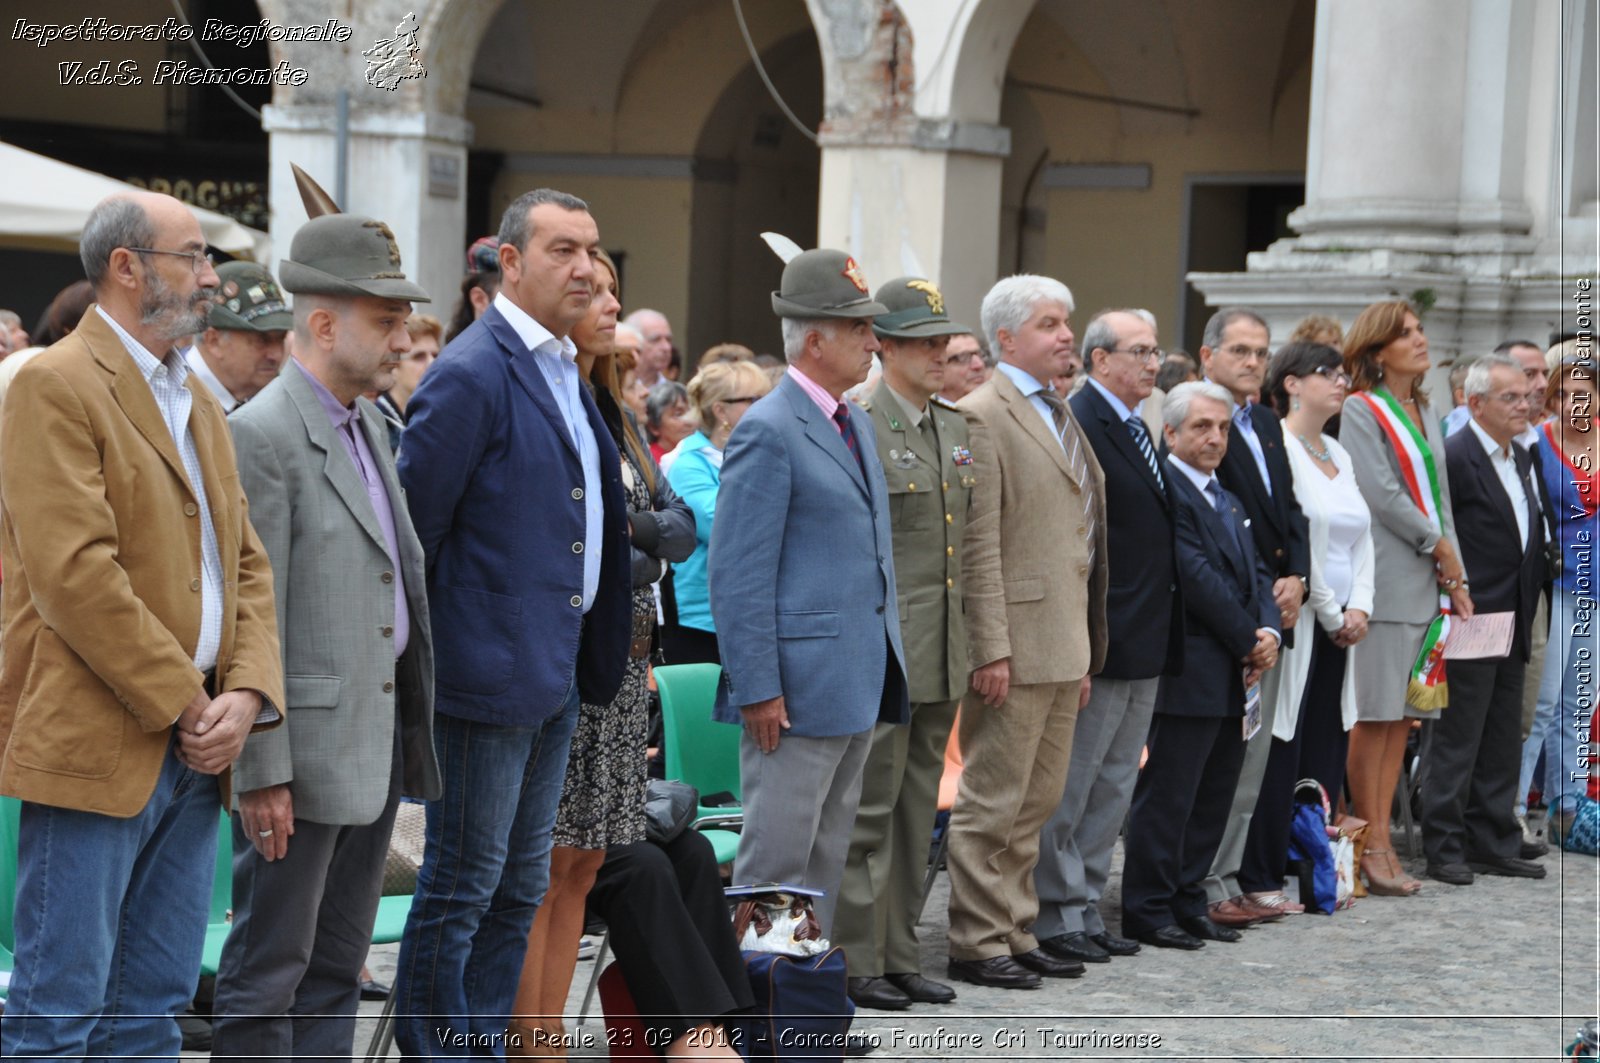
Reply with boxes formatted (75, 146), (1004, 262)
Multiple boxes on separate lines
(834, 698), (960, 976)
(1202, 662), (1283, 905)
(1033, 676), (1160, 938)
(211, 749), (402, 1062)
(733, 727), (874, 936)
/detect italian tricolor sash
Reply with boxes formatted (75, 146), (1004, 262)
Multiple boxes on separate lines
(1353, 388), (1452, 712)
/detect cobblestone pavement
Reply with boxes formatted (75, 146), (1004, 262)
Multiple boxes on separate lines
(197, 821), (1598, 1061)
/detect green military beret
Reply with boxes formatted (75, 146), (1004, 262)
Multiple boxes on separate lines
(871, 276), (972, 340)
(279, 214), (430, 302)
(771, 248), (889, 320)
(208, 261), (292, 332)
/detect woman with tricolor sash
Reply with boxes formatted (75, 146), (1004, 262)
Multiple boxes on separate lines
(1337, 300), (1475, 896)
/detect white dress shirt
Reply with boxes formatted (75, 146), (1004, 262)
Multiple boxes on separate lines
(98, 308), (223, 671)
(1468, 416), (1531, 548)
(995, 361), (1064, 452)
(493, 292), (604, 611)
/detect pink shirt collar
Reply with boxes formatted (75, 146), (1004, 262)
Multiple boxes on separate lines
(787, 365), (844, 428)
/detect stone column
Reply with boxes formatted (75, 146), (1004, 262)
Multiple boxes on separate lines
(262, 104), (472, 310)
(808, 0), (1031, 328)
(1190, 0), (1593, 366)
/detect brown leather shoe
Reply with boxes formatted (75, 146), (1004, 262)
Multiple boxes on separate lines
(1206, 898), (1263, 927)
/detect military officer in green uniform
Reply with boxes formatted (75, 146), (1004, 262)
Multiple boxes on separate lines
(835, 276), (975, 1011)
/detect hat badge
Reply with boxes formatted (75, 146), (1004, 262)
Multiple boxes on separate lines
(841, 256), (869, 294)
(364, 219), (403, 268)
(906, 279), (944, 315)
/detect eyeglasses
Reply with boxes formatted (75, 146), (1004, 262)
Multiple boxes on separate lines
(723, 395), (763, 405)
(1310, 365), (1352, 387)
(127, 247), (215, 276)
(1220, 344), (1271, 362)
(1106, 345), (1163, 362)
(1487, 391), (1533, 407)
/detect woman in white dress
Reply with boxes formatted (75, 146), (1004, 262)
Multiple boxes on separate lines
(1238, 342), (1375, 912)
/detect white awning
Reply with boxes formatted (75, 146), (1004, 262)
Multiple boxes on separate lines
(0, 141), (271, 261)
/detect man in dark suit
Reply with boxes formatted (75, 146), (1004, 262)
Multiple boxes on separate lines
(393, 188), (631, 1053)
(213, 213), (442, 1060)
(1034, 309), (1183, 964)
(1197, 306), (1309, 927)
(709, 248), (909, 936)
(1122, 382), (1280, 950)
(1424, 354), (1548, 884)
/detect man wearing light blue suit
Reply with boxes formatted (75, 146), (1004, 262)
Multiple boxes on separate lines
(709, 247), (910, 933)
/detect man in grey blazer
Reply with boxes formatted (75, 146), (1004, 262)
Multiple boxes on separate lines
(211, 214), (442, 1060)
(709, 247), (910, 934)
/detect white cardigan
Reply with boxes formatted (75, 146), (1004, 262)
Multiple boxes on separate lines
(1272, 432), (1377, 739)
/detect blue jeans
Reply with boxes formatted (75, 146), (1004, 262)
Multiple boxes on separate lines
(1, 736), (220, 1060)
(1518, 587), (1598, 815)
(393, 687), (580, 1058)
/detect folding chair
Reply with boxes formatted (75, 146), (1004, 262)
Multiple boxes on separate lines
(656, 664), (743, 827)
(0, 796), (18, 1002)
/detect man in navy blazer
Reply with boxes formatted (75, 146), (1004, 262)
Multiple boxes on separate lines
(709, 247), (909, 934)
(1122, 382), (1280, 951)
(393, 189), (631, 1054)
(1198, 306), (1310, 926)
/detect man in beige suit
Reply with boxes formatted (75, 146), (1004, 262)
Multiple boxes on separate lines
(945, 274), (1108, 991)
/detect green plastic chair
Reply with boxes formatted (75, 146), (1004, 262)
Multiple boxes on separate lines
(198, 809), (236, 977)
(0, 795), (18, 998)
(656, 663), (743, 824)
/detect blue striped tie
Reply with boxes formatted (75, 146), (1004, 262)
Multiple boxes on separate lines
(1126, 414), (1164, 489)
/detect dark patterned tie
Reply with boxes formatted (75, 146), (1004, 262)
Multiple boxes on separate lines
(833, 402), (865, 476)
(1126, 414), (1164, 489)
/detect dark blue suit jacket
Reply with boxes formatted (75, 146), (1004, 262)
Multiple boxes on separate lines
(1070, 383), (1183, 680)
(1213, 400), (1309, 648)
(398, 305), (631, 724)
(1443, 430), (1544, 661)
(1163, 461), (1280, 718)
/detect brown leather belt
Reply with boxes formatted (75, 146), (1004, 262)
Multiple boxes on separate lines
(629, 612), (655, 659)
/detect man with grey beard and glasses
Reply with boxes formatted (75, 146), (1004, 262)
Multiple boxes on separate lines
(0, 191), (284, 1059)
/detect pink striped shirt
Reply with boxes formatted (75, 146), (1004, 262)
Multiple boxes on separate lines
(787, 365), (845, 433)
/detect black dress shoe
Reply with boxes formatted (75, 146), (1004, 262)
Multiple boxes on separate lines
(1039, 931), (1111, 964)
(1427, 862), (1475, 885)
(1011, 947), (1085, 978)
(946, 955), (1042, 989)
(1089, 930), (1141, 956)
(1178, 915), (1242, 943)
(177, 1012), (213, 1052)
(844, 1032), (880, 1056)
(1468, 855), (1548, 879)
(847, 976), (912, 1011)
(1521, 837), (1551, 859)
(1135, 925), (1204, 950)
(358, 978), (391, 1001)
(884, 972), (956, 1004)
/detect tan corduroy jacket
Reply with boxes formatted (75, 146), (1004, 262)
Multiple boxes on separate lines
(0, 307), (284, 817)
(958, 368), (1109, 684)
